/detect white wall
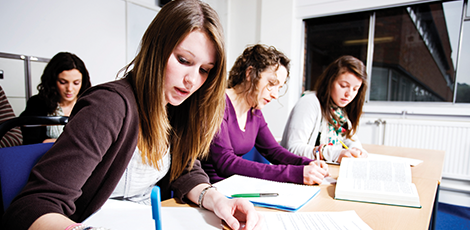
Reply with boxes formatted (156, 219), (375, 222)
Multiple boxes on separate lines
(0, 0), (164, 115)
(0, 0), (127, 86)
(126, 2), (159, 64)
(225, 0), (301, 137)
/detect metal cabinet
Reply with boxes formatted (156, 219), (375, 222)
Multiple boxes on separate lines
(0, 52), (49, 116)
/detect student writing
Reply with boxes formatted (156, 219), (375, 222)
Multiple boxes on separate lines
(281, 55), (368, 163)
(201, 44), (328, 185)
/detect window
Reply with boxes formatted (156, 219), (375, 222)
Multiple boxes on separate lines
(467, 0), (470, 17)
(304, 13), (369, 92)
(456, 2), (470, 103)
(304, 0), (467, 103)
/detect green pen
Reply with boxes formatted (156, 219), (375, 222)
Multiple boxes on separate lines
(231, 193), (279, 198)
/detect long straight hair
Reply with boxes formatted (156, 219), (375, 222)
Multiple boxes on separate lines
(314, 55), (368, 139)
(124, 0), (226, 181)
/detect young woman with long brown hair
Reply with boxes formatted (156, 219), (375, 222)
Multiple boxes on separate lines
(1, 1), (261, 230)
(281, 55), (369, 163)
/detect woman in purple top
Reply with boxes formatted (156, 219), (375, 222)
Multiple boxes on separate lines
(202, 44), (328, 185)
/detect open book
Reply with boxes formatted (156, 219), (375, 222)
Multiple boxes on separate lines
(214, 175), (320, 211)
(335, 158), (421, 208)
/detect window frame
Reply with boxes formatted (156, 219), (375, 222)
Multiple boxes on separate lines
(303, 0), (468, 103)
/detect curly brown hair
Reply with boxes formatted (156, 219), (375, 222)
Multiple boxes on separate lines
(228, 44), (290, 109)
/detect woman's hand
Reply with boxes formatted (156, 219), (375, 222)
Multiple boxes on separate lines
(351, 147), (369, 158)
(337, 148), (368, 163)
(303, 160), (328, 185)
(187, 184), (263, 230)
(351, 147), (368, 158)
(42, 138), (57, 143)
(29, 213), (74, 230)
(211, 195), (264, 230)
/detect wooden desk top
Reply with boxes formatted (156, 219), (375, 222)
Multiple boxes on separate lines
(163, 144), (445, 230)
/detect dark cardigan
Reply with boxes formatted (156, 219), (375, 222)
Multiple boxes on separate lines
(2, 78), (210, 230)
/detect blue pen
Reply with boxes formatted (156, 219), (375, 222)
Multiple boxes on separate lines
(151, 186), (162, 230)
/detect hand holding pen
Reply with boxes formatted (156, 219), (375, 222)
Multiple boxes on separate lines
(337, 140), (368, 163)
(303, 160), (328, 185)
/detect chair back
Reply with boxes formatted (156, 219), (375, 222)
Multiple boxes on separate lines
(0, 116), (66, 216)
(0, 116), (69, 139)
(0, 142), (53, 214)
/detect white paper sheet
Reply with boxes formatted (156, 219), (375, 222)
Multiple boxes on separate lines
(214, 175), (320, 211)
(367, 153), (423, 166)
(83, 199), (222, 230)
(321, 176), (337, 185)
(260, 210), (372, 230)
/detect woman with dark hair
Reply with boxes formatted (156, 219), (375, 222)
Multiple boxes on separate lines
(2, 1), (261, 230)
(281, 55), (369, 163)
(20, 52), (91, 144)
(201, 44), (328, 185)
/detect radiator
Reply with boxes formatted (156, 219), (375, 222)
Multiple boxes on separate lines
(383, 119), (470, 181)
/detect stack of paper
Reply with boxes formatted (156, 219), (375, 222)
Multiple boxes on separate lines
(214, 175), (320, 211)
(261, 210), (372, 230)
(84, 199), (222, 230)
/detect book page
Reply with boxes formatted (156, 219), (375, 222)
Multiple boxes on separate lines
(339, 158), (412, 183)
(335, 158), (420, 207)
(260, 210), (372, 230)
(336, 177), (419, 196)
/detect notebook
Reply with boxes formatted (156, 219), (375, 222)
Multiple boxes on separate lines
(213, 175), (320, 211)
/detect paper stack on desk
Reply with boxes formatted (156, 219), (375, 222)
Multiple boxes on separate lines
(214, 175), (320, 211)
(261, 210), (372, 230)
(84, 199), (222, 230)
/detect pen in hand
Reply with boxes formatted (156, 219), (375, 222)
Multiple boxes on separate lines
(339, 140), (349, 149)
(339, 140), (363, 158)
(231, 193), (279, 198)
